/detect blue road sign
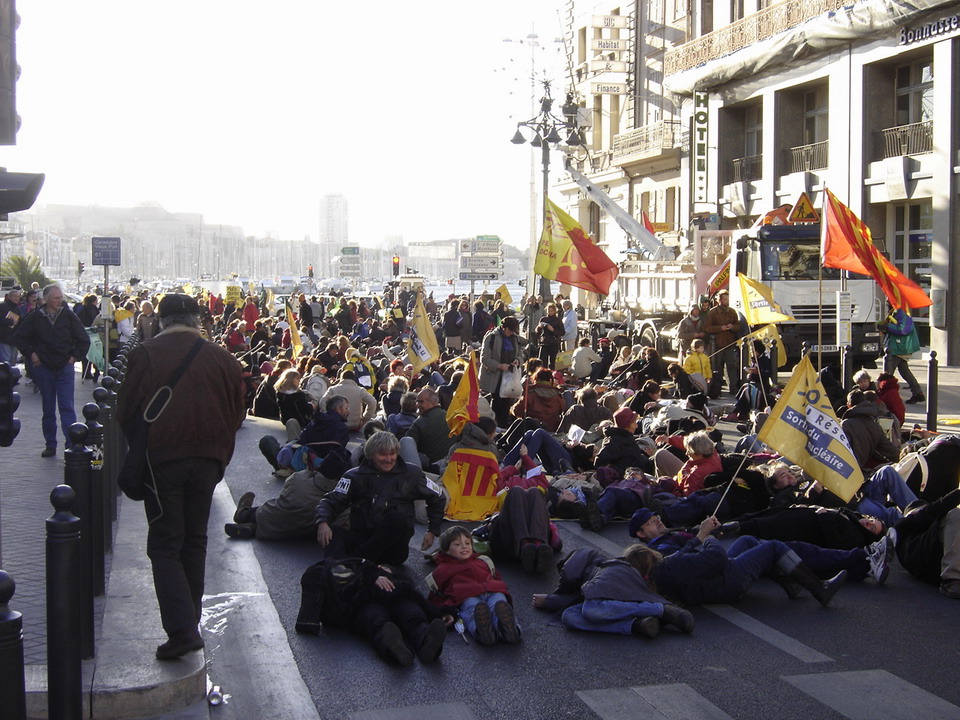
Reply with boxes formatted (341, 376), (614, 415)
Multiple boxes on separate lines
(91, 237), (122, 266)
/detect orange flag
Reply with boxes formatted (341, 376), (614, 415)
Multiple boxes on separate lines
(534, 199), (619, 296)
(822, 188), (931, 309)
(446, 351), (480, 437)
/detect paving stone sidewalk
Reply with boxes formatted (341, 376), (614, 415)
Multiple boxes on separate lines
(0, 368), (107, 665)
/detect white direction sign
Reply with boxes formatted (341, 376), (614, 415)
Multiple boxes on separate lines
(459, 272), (499, 281)
(460, 239), (501, 254)
(460, 256), (502, 269)
(593, 14), (629, 28)
(591, 38), (628, 52)
(592, 81), (629, 95)
(339, 255), (361, 265)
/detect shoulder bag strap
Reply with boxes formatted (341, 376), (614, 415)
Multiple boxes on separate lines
(142, 336), (207, 423)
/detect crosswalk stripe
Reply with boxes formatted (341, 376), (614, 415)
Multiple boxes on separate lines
(783, 669), (960, 719)
(561, 519), (631, 556)
(577, 683), (734, 720)
(704, 604), (834, 663)
(349, 702), (479, 720)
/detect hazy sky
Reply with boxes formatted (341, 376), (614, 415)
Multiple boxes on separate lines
(5, 1), (570, 249)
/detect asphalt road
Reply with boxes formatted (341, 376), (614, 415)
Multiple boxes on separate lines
(209, 414), (960, 720)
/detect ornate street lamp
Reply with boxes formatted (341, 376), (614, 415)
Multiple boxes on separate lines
(511, 80), (584, 299)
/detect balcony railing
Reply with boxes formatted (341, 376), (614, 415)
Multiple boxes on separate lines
(665, 0), (852, 75)
(732, 154), (762, 182)
(878, 121), (933, 159)
(785, 140), (829, 172)
(612, 121), (683, 161)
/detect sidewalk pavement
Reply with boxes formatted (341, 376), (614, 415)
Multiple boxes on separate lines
(0, 356), (957, 718)
(0, 370), (206, 719)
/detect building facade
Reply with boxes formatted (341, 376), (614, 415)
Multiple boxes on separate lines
(558, 0), (960, 362)
(319, 193), (349, 279)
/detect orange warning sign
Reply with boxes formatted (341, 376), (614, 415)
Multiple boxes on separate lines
(788, 192), (820, 223)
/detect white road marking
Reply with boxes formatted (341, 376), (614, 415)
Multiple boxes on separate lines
(783, 669), (960, 719)
(704, 604), (834, 663)
(577, 683), (734, 720)
(349, 702), (479, 720)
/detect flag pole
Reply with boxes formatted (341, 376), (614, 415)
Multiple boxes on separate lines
(817, 186), (825, 372)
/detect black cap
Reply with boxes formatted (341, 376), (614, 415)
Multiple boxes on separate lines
(157, 293), (199, 318)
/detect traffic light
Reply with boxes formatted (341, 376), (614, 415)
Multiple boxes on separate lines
(307, 264), (314, 279)
(392, 256), (400, 277)
(0, 362), (21, 447)
(0, 172), (45, 220)
(78, 260), (85, 275)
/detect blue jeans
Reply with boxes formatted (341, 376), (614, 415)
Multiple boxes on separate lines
(561, 599), (664, 636)
(32, 363), (77, 449)
(699, 537), (792, 603)
(0, 342), (17, 365)
(460, 592), (509, 639)
(502, 429), (571, 474)
(729, 535), (869, 582)
(597, 487), (644, 523)
(661, 491), (722, 527)
(857, 465), (917, 528)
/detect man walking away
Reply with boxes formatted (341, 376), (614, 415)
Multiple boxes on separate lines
(117, 294), (246, 660)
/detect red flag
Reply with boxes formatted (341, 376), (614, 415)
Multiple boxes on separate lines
(535, 199), (619, 295)
(822, 189), (931, 309)
(641, 211), (656, 234)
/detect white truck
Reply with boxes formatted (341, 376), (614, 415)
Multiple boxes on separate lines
(612, 223), (882, 365)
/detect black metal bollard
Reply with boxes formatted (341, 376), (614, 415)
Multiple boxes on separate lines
(46, 485), (82, 720)
(93, 387), (116, 500)
(99, 376), (122, 508)
(82, 402), (111, 564)
(926, 350), (938, 433)
(64, 424), (94, 660)
(0, 570), (26, 720)
(841, 345), (853, 392)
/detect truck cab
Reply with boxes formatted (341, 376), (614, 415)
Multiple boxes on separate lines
(729, 223), (882, 363)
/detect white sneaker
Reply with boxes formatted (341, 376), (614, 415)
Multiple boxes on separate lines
(866, 537), (890, 585)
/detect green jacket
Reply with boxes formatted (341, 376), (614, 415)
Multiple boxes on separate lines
(407, 405), (456, 463)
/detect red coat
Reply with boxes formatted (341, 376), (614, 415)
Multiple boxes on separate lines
(242, 303), (260, 327)
(428, 552), (510, 608)
(876, 376), (905, 425)
(676, 452), (723, 497)
(511, 382), (565, 432)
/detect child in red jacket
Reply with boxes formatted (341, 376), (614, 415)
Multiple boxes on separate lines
(427, 526), (520, 646)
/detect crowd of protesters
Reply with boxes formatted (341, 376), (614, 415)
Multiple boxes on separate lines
(4, 277), (957, 665)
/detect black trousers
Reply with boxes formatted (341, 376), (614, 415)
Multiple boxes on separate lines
(490, 486), (551, 560)
(144, 457), (222, 638)
(352, 596), (433, 662)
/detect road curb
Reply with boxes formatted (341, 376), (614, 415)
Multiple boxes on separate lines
(24, 498), (206, 720)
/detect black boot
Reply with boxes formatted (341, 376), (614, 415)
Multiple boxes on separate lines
(631, 616), (660, 638)
(715, 521), (741, 538)
(770, 571), (804, 600)
(788, 565), (847, 607)
(660, 604), (695, 633)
